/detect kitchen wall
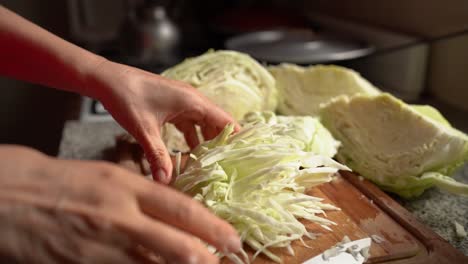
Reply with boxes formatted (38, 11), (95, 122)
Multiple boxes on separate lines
(307, 0), (468, 38)
(0, 0), (80, 155)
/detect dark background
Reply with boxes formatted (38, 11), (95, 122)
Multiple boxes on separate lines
(1, 0), (467, 155)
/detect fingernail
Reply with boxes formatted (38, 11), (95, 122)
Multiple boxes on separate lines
(225, 236), (242, 253)
(155, 169), (166, 182)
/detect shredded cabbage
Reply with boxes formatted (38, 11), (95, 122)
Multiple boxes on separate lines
(174, 112), (349, 263)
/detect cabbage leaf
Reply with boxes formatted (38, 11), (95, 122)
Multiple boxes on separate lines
(268, 63), (379, 116)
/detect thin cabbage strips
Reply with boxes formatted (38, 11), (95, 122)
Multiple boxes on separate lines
(174, 112), (349, 263)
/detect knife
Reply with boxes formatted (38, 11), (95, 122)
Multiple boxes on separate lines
(302, 237), (372, 264)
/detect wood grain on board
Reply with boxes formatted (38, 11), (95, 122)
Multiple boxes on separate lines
(230, 175), (421, 264)
(114, 136), (468, 264)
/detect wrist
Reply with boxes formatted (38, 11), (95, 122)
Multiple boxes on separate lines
(79, 55), (110, 99)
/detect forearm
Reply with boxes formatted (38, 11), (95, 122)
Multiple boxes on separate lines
(0, 6), (105, 97)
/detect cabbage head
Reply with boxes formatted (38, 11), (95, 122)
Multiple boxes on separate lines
(163, 50), (277, 120)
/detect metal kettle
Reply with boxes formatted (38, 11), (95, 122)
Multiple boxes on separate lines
(119, 0), (181, 65)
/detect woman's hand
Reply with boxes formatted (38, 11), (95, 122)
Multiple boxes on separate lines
(0, 6), (238, 184)
(86, 60), (239, 184)
(0, 7), (241, 263)
(0, 145), (240, 264)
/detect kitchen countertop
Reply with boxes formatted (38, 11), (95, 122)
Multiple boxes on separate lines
(59, 120), (468, 256)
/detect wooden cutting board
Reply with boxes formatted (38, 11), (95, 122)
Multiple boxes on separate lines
(114, 137), (468, 264)
(243, 171), (467, 264)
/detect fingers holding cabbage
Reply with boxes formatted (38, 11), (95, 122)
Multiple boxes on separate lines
(161, 50), (278, 153)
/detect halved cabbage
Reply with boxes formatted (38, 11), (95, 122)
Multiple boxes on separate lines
(268, 63), (379, 116)
(320, 93), (468, 198)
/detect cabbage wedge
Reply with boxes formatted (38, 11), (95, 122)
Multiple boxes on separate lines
(268, 63), (379, 116)
(320, 93), (468, 198)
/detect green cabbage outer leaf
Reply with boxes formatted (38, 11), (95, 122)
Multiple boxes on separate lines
(268, 63), (380, 116)
(320, 93), (468, 198)
(162, 50), (277, 120)
(174, 112), (349, 263)
(410, 105), (451, 127)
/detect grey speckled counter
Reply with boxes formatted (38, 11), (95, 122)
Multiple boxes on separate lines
(59, 120), (468, 256)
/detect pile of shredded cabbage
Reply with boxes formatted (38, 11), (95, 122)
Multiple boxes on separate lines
(174, 112), (349, 263)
